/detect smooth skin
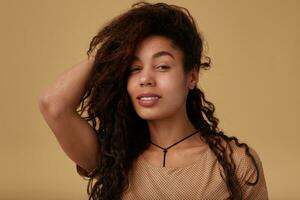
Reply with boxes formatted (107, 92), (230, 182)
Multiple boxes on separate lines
(38, 35), (206, 174)
(38, 54), (99, 174)
(127, 35), (207, 167)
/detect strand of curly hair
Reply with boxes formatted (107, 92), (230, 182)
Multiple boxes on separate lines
(76, 1), (259, 199)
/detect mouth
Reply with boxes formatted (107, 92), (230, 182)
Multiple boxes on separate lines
(136, 94), (161, 107)
(136, 93), (161, 99)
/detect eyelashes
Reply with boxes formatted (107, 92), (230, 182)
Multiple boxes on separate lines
(129, 65), (170, 73)
(157, 65), (170, 70)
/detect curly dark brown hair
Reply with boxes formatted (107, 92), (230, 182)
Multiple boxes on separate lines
(77, 1), (259, 199)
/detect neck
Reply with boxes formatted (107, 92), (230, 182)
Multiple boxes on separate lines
(146, 109), (202, 152)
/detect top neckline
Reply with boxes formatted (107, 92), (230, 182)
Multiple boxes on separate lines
(138, 144), (209, 170)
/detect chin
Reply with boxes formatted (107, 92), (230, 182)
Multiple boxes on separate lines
(136, 112), (160, 121)
(135, 109), (171, 121)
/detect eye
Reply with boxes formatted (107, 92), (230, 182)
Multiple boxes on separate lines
(157, 65), (170, 70)
(128, 67), (140, 73)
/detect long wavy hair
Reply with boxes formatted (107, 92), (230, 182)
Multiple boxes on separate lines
(77, 1), (259, 199)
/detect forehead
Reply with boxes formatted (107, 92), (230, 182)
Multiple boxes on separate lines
(132, 35), (182, 62)
(132, 50), (175, 62)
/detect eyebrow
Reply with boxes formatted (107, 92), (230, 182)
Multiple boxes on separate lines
(132, 51), (175, 62)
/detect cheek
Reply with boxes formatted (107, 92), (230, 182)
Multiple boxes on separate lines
(127, 77), (143, 107)
(126, 79), (135, 100)
(160, 73), (187, 92)
(159, 78), (188, 104)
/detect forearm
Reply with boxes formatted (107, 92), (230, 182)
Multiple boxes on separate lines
(39, 55), (95, 116)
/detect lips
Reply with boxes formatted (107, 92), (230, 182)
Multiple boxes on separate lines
(136, 93), (161, 107)
(136, 93), (161, 99)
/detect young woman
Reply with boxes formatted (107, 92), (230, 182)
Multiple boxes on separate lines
(39, 1), (268, 200)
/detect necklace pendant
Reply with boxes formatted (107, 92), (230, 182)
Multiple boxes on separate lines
(149, 130), (200, 168)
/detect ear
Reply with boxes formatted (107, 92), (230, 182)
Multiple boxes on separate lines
(187, 67), (199, 90)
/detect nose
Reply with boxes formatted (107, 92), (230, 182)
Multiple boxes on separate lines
(139, 69), (155, 87)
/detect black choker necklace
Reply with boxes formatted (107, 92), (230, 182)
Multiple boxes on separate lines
(150, 130), (200, 167)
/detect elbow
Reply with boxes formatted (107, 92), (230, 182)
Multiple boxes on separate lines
(38, 93), (67, 119)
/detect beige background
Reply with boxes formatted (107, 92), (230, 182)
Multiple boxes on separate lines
(0, 0), (299, 199)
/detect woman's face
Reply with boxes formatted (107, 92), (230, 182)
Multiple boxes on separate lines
(127, 35), (196, 121)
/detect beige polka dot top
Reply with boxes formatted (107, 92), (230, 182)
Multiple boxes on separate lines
(121, 141), (268, 200)
(76, 141), (268, 199)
